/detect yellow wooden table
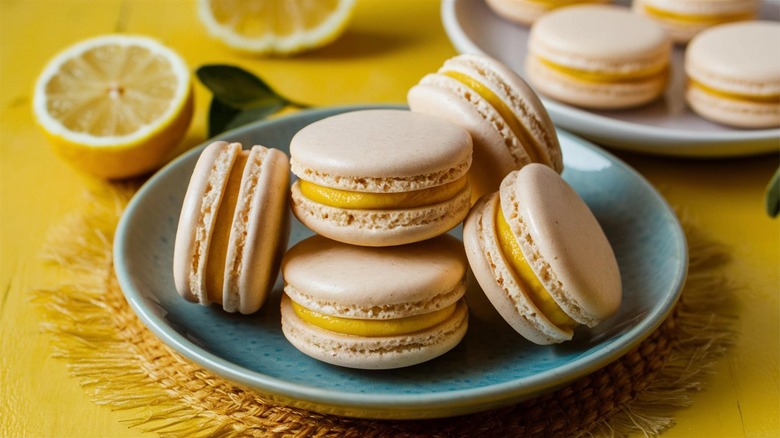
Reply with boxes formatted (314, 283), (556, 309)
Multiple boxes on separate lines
(2, 1), (778, 436)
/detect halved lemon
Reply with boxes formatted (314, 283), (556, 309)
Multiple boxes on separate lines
(198, 0), (357, 55)
(33, 35), (193, 179)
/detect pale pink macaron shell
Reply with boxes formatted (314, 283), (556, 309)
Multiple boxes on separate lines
(290, 109), (471, 192)
(685, 21), (780, 128)
(485, 0), (611, 26)
(463, 164), (622, 344)
(632, 0), (760, 43)
(280, 234), (469, 369)
(408, 53), (562, 201)
(289, 109), (473, 247)
(526, 4), (671, 109)
(173, 141), (290, 314)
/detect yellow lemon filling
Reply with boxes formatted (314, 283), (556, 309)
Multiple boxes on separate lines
(205, 151), (248, 304)
(442, 70), (549, 166)
(291, 299), (459, 337)
(496, 207), (576, 329)
(537, 56), (668, 84)
(299, 176), (467, 209)
(689, 79), (780, 104)
(643, 4), (753, 25)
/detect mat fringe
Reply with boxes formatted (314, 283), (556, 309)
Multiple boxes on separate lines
(33, 184), (737, 438)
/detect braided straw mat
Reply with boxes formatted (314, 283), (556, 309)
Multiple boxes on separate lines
(35, 183), (736, 437)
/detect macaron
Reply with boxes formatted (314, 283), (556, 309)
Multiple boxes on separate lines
(525, 4), (672, 110)
(463, 164), (621, 344)
(280, 234), (469, 369)
(485, 0), (611, 26)
(408, 54), (562, 202)
(173, 141), (290, 314)
(685, 21), (780, 129)
(633, 0), (760, 43)
(289, 109), (472, 247)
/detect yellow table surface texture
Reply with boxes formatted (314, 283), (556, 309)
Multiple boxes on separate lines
(1, 1), (778, 437)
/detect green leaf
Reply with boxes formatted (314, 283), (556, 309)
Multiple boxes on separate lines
(223, 102), (288, 133)
(766, 167), (780, 218)
(207, 99), (242, 138)
(197, 64), (311, 137)
(197, 64), (288, 110)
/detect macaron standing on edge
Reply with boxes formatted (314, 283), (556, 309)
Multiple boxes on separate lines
(408, 54), (562, 202)
(633, 0), (760, 44)
(280, 234), (469, 369)
(289, 109), (473, 247)
(485, 0), (611, 26)
(173, 141), (291, 314)
(525, 4), (672, 110)
(685, 21), (780, 129)
(463, 164), (622, 344)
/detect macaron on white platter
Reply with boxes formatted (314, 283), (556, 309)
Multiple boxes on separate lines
(114, 105), (687, 419)
(442, 0), (780, 157)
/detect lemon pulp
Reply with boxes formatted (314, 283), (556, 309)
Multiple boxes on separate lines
(33, 35), (193, 179)
(291, 300), (458, 336)
(496, 207), (576, 329)
(199, 0), (356, 55)
(299, 176), (467, 209)
(44, 45), (179, 136)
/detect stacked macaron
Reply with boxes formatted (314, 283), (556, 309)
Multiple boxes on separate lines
(172, 54), (625, 369)
(283, 108), (474, 369)
(289, 109), (473, 247)
(280, 234), (469, 369)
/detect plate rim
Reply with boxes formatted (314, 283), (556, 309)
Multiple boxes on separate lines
(441, 0), (780, 157)
(114, 105), (688, 419)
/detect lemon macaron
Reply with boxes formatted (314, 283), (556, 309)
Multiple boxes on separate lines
(685, 21), (780, 128)
(525, 5), (672, 110)
(173, 141), (290, 314)
(463, 164), (622, 344)
(280, 234), (469, 369)
(408, 53), (562, 201)
(633, 0), (760, 44)
(289, 109), (472, 247)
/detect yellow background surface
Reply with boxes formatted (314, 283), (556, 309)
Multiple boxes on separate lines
(1, 0), (778, 436)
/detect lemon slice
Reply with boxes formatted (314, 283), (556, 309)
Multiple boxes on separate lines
(33, 35), (193, 179)
(198, 0), (357, 55)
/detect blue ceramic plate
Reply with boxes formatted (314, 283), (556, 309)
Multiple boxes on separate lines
(114, 105), (687, 420)
(442, 0), (780, 157)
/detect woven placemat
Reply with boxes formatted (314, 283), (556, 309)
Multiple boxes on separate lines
(35, 183), (736, 437)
